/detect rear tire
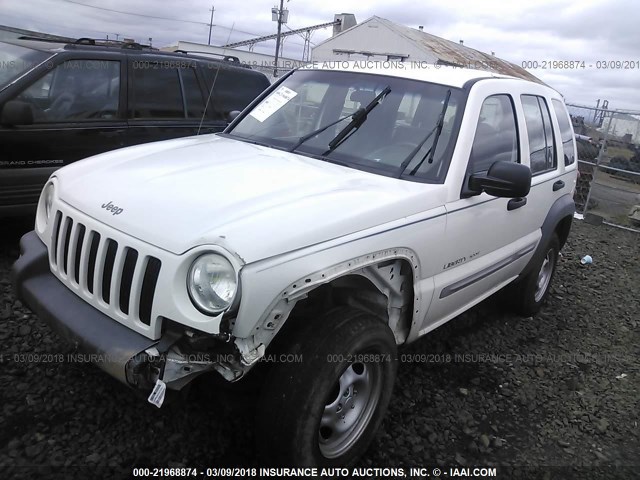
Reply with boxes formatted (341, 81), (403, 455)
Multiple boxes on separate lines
(256, 307), (397, 466)
(509, 234), (560, 316)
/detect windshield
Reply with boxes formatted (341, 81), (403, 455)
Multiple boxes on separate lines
(0, 43), (50, 89)
(228, 69), (463, 182)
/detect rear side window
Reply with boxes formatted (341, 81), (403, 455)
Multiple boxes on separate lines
(551, 98), (576, 165)
(202, 64), (269, 120)
(131, 66), (183, 118)
(469, 94), (519, 173)
(180, 67), (206, 119)
(521, 95), (557, 174)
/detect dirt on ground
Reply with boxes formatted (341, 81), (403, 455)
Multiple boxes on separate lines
(0, 217), (638, 479)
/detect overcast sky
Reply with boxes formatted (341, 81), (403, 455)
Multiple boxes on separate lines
(3, 0), (639, 111)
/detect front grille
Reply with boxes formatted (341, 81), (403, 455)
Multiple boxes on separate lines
(49, 210), (161, 327)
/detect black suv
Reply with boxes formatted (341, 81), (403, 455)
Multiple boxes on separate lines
(0, 38), (270, 215)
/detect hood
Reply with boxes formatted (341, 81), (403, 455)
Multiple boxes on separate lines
(56, 135), (443, 262)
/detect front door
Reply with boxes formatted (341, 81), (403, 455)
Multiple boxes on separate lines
(0, 57), (126, 211)
(425, 93), (539, 328)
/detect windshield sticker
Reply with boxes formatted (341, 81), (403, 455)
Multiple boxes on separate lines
(249, 86), (297, 122)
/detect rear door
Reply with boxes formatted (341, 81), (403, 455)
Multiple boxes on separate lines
(1, 55), (126, 166)
(518, 93), (570, 241)
(126, 57), (224, 146)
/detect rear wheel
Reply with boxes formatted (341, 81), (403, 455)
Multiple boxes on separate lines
(256, 307), (397, 466)
(509, 234), (560, 316)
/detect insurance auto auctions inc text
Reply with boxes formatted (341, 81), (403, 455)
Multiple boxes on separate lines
(257, 466), (497, 477)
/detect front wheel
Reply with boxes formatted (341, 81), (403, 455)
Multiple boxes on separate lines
(508, 233), (560, 316)
(256, 307), (398, 466)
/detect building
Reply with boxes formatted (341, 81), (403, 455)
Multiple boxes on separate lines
(0, 24), (74, 43)
(601, 113), (640, 145)
(312, 16), (542, 83)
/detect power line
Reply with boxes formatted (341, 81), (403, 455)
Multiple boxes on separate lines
(50, 0), (310, 51)
(60, 0), (208, 25)
(59, 0), (277, 39)
(2, 12), (138, 40)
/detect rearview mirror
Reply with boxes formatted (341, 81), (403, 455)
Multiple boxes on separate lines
(1, 100), (34, 126)
(468, 161), (531, 198)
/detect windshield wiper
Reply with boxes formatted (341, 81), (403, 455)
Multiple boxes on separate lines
(323, 85), (392, 155)
(288, 112), (356, 152)
(396, 89), (451, 178)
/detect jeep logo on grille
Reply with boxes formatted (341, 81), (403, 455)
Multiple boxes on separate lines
(101, 201), (124, 215)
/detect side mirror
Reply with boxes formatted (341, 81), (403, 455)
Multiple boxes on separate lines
(226, 110), (241, 123)
(1, 100), (34, 126)
(468, 161), (531, 198)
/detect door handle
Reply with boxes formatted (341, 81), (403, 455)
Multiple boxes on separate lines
(507, 197), (527, 211)
(96, 129), (126, 138)
(553, 180), (565, 191)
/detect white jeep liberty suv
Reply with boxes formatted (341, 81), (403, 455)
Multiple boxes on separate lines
(13, 62), (577, 466)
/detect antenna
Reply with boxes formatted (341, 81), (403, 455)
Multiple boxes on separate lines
(198, 22), (236, 136)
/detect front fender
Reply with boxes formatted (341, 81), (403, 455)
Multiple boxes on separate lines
(234, 245), (422, 341)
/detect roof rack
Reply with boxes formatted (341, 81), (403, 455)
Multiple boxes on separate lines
(173, 49), (241, 63)
(73, 37), (155, 50)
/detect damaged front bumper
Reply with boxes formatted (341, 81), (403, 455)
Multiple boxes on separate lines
(11, 231), (242, 395)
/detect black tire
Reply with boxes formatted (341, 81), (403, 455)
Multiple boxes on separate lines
(256, 307), (398, 466)
(509, 234), (560, 316)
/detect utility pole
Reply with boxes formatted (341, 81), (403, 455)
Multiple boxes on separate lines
(273, 0), (285, 77)
(208, 5), (215, 45)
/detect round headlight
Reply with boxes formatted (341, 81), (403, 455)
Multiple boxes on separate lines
(36, 181), (55, 234)
(187, 253), (238, 314)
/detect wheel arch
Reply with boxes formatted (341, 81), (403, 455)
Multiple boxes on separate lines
(235, 249), (420, 367)
(280, 258), (417, 344)
(519, 193), (574, 279)
(555, 214), (573, 250)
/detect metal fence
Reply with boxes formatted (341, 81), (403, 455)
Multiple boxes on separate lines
(567, 103), (640, 232)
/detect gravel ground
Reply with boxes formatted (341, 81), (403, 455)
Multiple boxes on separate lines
(0, 217), (638, 479)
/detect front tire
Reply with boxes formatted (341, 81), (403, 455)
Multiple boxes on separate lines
(256, 307), (397, 466)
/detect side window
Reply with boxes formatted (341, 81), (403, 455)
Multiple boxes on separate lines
(521, 95), (557, 174)
(469, 94), (519, 173)
(131, 65), (183, 119)
(15, 60), (120, 122)
(202, 67), (236, 121)
(180, 67), (206, 119)
(203, 64), (269, 120)
(539, 98), (557, 169)
(551, 98), (576, 165)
